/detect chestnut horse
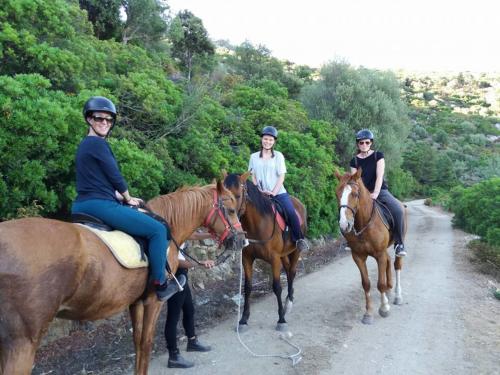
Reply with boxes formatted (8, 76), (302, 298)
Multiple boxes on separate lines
(335, 169), (406, 324)
(0, 180), (244, 375)
(224, 172), (307, 331)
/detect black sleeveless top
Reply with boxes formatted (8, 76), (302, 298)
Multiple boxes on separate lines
(349, 151), (388, 192)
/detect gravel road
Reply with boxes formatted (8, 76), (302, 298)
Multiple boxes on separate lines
(139, 199), (499, 375)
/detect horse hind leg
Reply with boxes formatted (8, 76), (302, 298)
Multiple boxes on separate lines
(393, 257), (404, 305)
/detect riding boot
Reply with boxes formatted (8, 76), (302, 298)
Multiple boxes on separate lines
(395, 243), (407, 257)
(295, 238), (310, 252)
(186, 336), (211, 352)
(168, 349), (194, 368)
(155, 274), (186, 301)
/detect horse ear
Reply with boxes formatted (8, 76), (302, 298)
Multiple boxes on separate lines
(353, 167), (362, 180)
(221, 169), (228, 179)
(216, 179), (225, 193)
(240, 170), (251, 182)
(334, 169), (342, 180)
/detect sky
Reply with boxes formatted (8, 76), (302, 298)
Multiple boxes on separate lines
(167, 0), (499, 73)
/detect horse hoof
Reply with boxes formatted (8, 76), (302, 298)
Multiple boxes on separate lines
(236, 324), (249, 333)
(379, 308), (390, 318)
(284, 298), (293, 315)
(361, 314), (374, 325)
(276, 323), (288, 332)
(393, 297), (403, 305)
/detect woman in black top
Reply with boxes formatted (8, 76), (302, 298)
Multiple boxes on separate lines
(349, 129), (407, 257)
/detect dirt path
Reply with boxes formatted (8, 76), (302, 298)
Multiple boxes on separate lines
(138, 200), (499, 375)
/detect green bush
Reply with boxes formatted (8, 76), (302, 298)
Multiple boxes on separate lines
(448, 177), (500, 246)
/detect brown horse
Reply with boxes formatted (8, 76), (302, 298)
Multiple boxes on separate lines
(335, 169), (406, 324)
(0, 180), (244, 375)
(224, 172), (307, 331)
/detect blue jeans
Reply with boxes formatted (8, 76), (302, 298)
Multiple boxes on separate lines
(72, 199), (169, 284)
(273, 193), (304, 242)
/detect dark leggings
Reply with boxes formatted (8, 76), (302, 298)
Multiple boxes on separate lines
(165, 269), (195, 351)
(377, 189), (405, 245)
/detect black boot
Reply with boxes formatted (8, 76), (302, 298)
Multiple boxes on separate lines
(168, 349), (194, 368)
(395, 243), (407, 257)
(155, 274), (186, 301)
(186, 337), (211, 352)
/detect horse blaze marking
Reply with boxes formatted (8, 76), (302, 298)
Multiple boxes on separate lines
(339, 184), (352, 230)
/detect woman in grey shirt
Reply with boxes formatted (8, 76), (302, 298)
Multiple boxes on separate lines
(248, 126), (309, 251)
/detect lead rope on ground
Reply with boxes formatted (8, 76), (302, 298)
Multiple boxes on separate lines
(235, 249), (303, 366)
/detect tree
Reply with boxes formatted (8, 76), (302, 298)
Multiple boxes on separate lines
(223, 41), (304, 97)
(79, 0), (122, 40)
(300, 61), (411, 169)
(121, 0), (169, 48)
(168, 10), (214, 81)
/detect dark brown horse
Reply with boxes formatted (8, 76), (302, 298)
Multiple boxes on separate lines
(224, 172), (307, 331)
(335, 169), (407, 324)
(0, 180), (244, 375)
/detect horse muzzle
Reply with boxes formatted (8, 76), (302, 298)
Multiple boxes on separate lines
(223, 231), (248, 251)
(339, 219), (354, 234)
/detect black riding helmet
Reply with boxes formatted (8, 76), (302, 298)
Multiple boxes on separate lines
(83, 96), (117, 121)
(261, 125), (278, 139)
(355, 129), (374, 141)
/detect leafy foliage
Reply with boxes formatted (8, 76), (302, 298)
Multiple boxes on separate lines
(448, 177), (500, 247)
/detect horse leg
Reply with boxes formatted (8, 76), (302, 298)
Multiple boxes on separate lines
(393, 256), (404, 305)
(376, 254), (391, 318)
(0, 338), (38, 375)
(386, 256), (393, 290)
(352, 253), (373, 324)
(135, 297), (163, 375)
(129, 301), (144, 374)
(238, 253), (254, 329)
(283, 250), (300, 315)
(271, 257), (287, 331)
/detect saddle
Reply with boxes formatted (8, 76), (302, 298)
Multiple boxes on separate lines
(71, 213), (149, 269)
(270, 198), (303, 235)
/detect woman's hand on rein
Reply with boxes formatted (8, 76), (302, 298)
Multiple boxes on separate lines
(126, 197), (143, 207)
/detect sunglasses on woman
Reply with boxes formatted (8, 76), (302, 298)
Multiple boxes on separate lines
(92, 116), (114, 124)
(358, 140), (371, 145)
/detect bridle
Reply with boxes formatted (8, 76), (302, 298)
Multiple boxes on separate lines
(339, 182), (376, 237)
(203, 189), (242, 247)
(235, 182), (249, 218)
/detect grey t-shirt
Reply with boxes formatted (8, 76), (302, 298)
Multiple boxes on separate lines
(248, 151), (287, 195)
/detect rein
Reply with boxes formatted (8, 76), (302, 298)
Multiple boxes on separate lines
(240, 185), (279, 245)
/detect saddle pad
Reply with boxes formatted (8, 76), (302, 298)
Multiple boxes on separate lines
(374, 203), (391, 231)
(272, 206), (303, 232)
(77, 224), (148, 269)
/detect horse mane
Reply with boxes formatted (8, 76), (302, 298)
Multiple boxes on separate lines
(225, 173), (274, 217)
(245, 180), (274, 216)
(147, 185), (213, 229)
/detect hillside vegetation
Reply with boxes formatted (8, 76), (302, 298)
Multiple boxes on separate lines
(1, 1), (498, 249)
